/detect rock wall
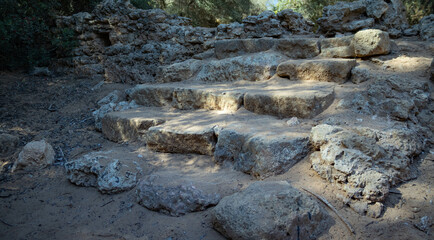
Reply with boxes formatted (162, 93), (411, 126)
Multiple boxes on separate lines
(56, 0), (215, 83)
(56, 0), (313, 84)
(318, 0), (408, 38)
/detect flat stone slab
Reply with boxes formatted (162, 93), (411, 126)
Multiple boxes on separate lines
(214, 118), (310, 179)
(101, 107), (181, 142)
(128, 80), (335, 119)
(277, 58), (357, 83)
(243, 80), (335, 118)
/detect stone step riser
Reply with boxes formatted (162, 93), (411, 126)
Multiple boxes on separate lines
(129, 83), (335, 119)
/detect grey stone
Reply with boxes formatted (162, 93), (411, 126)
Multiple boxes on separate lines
(243, 81), (335, 118)
(310, 124), (424, 212)
(417, 14), (434, 41)
(320, 36), (355, 58)
(277, 59), (357, 83)
(214, 38), (276, 59)
(214, 123), (309, 179)
(136, 174), (221, 216)
(65, 151), (141, 194)
(276, 38), (320, 59)
(352, 29), (391, 57)
(351, 66), (372, 84)
(12, 140), (55, 171)
(212, 181), (332, 240)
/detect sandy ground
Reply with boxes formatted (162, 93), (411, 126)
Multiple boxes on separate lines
(0, 37), (433, 240)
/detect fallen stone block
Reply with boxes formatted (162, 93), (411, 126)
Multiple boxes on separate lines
(352, 29), (391, 57)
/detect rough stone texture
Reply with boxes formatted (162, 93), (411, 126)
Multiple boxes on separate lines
(431, 59), (434, 81)
(216, 10), (312, 40)
(93, 100), (139, 131)
(310, 124), (424, 215)
(318, 0), (408, 36)
(214, 121), (309, 179)
(243, 81), (335, 118)
(136, 173), (221, 217)
(65, 151), (141, 194)
(417, 14), (434, 41)
(320, 36), (355, 58)
(214, 38), (277, 59)
(145, 113), (218, 155)
(350, 77), (430, 121)
(101, 108), (174, 142)
(0, 134), (19, 157)
(350, 66), (373, 84)
(276, 38), (320, 59)
(128, 84), (244, 112)
(277, 59), (357, 83)
(56, 0), (215, 83)
(352, 29), (390, 57)
(195, 52), (289, 82)
(212, 181), (331, 240)
(12, 140), (55, 171)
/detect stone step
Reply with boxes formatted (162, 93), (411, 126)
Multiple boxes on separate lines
(102, 107), (311, 179)
(276, 58), (357, 83)
(127, 79), (335, 119)
(214, 38), (320, 60)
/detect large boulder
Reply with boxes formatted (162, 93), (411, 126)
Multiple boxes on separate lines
(12, 140), (55, 171)
(212, 181), (331, 240)
(65, 151), (142, 194)
(352, 29), (390, 57)
(310, 124), (424, 216)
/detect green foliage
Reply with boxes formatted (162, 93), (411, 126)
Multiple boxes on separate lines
(403, 0), (434, 25)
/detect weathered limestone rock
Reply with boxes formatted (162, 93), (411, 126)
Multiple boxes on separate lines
(417, 14), (434, 41)
(216, 9), (313, 40)
(128, 83), (244, 112)
(318, 0), (408, 36)
(214, 121), (309, 179)
(276, 38), (320, 59)
(277, 59), (357, 83)
(145, 112), (218, 155)
(320, 36), (355, 58)
(156, 59), (203, 83)
(243, 81), (335, 118)
(12, 140), (55, 171)
(212, 181), (331, 240)
(352, 29), (390, 57)
(0, 134), (19, 157)
(65, 151), (141, 194)
(136, 173), (221, 216)
(101, 107), (177, 142)
(351, 76), (430, 121)
(214, 38), (277, 59)
(195, 52), (289, 82)
(350, 66), (373, 84)
(310, 124), (424, 215)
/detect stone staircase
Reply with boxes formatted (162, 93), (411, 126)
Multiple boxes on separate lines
(99, 31), (391, 181)
(68, 29), (409, 236)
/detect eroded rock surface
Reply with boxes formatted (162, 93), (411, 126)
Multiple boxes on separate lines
(277, 59), (356, 83)
(12, 140), (55, 171)
(310, 124), (424, 216)
(318, 0), (408, 37)
(417, 14), (434, 41)
(136, 173), (221, 217)
(65, 151), (142, 194)
(352, 29), (391, 57)
(212, 181), (331, 240)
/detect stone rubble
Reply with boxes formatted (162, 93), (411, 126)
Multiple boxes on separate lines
(65, 151), (142, 194)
